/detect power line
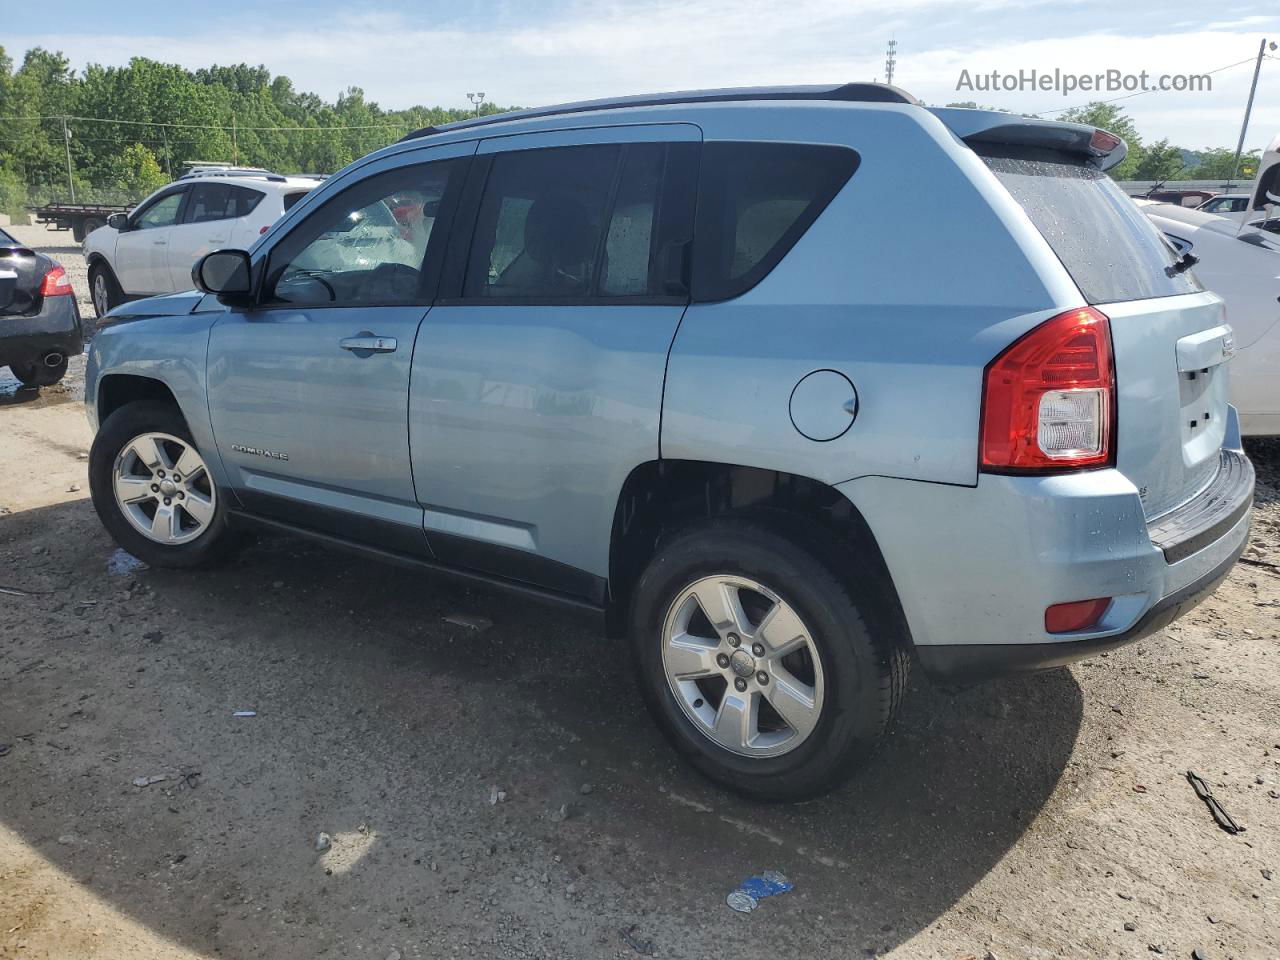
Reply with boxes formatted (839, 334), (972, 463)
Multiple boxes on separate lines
(0, 113), (419, 132)
(1033, 54), (1274, 116)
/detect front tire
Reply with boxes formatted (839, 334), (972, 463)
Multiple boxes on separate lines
(89, 400), (241, 568)
(89, 262), (123, 319)
(629, 517), (909, 801)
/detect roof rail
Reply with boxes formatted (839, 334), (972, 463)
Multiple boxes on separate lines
(177, 165), (288, 182)
(398, 83), (918, 143)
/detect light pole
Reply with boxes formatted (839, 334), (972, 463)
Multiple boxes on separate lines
(1227, 38), (1275, 189)
(466, 92), (486, 118)
(61, 118), (76, 203)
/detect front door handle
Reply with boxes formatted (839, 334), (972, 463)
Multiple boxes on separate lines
(339, 334), (398, 355)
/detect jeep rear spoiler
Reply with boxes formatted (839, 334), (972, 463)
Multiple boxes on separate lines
(928, 108), (1129, 171)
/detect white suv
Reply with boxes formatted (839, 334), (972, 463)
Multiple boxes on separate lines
(83, 168), (321, 318)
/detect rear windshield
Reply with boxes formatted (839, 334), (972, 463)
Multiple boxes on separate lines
(980, 147), (1201, 304)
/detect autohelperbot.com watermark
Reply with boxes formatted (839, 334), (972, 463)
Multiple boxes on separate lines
(956, 68), (1212, 97)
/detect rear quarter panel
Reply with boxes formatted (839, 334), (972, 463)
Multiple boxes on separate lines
(662, 105), (1080, 487)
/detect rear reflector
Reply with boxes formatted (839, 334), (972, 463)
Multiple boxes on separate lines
(1045, 598), (1111, 633)
(39, 266), (74, 297)
(981, 306), (1115, 472)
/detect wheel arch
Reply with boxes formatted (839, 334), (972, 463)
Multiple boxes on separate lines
(606, 459), (913, 649)
(96, 373), (181, 425)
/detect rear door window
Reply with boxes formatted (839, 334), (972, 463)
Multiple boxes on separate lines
(980, 147), (1201, 303)
(462, 142), (695, 301)
(186, 184), (264, 223)
(691, 142), (859, 302)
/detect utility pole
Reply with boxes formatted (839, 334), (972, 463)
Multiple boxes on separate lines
(232, 115), (238, 166)
(467, 92), (486, 118)
(161, 127), (172, 179)
(61, 117), (75, 202)
(1227, 38), (1273, 189)
(884, 39), (898, 87)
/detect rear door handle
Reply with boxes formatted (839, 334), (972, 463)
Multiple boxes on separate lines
(153, 239), (167, 245)
(339, 334), (398, 355)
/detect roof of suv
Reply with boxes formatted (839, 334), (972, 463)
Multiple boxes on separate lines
(179, 173), (323, 194)
(399, 83), (919, 142)
(392, 83), (1127, 171)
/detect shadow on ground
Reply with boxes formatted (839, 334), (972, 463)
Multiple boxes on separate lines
(1, 499), (1081, 958)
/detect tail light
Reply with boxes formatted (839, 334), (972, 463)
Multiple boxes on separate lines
(39, 266), (74, 297)
(980, 306), (1115, 472)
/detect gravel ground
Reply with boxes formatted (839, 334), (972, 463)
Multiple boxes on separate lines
(1, 228), (1278, 960)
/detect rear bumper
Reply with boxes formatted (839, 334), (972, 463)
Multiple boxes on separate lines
(0, 296), (83, 367)
(913, 515), (1248, 682)
(839, 417), (1254, 684)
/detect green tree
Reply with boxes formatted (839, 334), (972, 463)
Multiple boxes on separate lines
(1186, 146), (1260, 181)
(1132, 138), (1185, 181)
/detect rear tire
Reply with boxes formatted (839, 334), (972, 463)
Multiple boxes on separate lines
(89, 262), (123, 319)
(9, 357), (68, 388)
(629, 517), (910, 801)
(89, 400), (242, 568)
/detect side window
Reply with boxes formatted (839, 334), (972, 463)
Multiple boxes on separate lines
(186, 184), (235, 224)
(600, 145), (664, 296)
(465, 144), (619, 299)
(264, 159), (460, 307)
(692, 142), (859, 302)
(462, 142), (696, 301)
(231, 186), (265, 217)
(134, 191), (184, 230)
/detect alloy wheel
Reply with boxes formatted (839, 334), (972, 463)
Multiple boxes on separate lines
(660, 575), (825, 758)
(112, 432), (216, 545)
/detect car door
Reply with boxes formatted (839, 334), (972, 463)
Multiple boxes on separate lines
(205, 142), (473, 553)
(167, 183), (262, 290)
(409, 125), (700, 599)
(113, 187), (187, 295)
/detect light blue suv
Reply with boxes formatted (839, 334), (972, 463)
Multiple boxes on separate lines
(85, 85), (1253, 800)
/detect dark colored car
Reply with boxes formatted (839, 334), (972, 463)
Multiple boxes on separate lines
(0, 226), (83, 387)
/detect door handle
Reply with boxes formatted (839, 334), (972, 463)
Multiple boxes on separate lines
(339, 334), (398, 355)
(153, 239), (167, 245)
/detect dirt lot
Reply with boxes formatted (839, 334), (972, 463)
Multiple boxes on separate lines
(1, 222), (1278, 960)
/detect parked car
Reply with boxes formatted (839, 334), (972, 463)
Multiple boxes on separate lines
(1137, 199), (1280, 436)
(1195, 193), (1255, 223)
(82, 169), (321, 318)
(83, 85), (1253, 800)
(1143, 189), (1217, 207)
(0, 226), (83, 387)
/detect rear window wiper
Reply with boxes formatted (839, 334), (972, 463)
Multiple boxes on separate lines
(1166, 250), (1199, 277)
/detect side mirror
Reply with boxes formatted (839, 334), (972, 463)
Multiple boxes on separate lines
(193, 249), (253, 303)
(106, 213), (130, 231)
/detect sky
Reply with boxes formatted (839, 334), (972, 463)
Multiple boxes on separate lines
(5, 0), (1279, 152)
